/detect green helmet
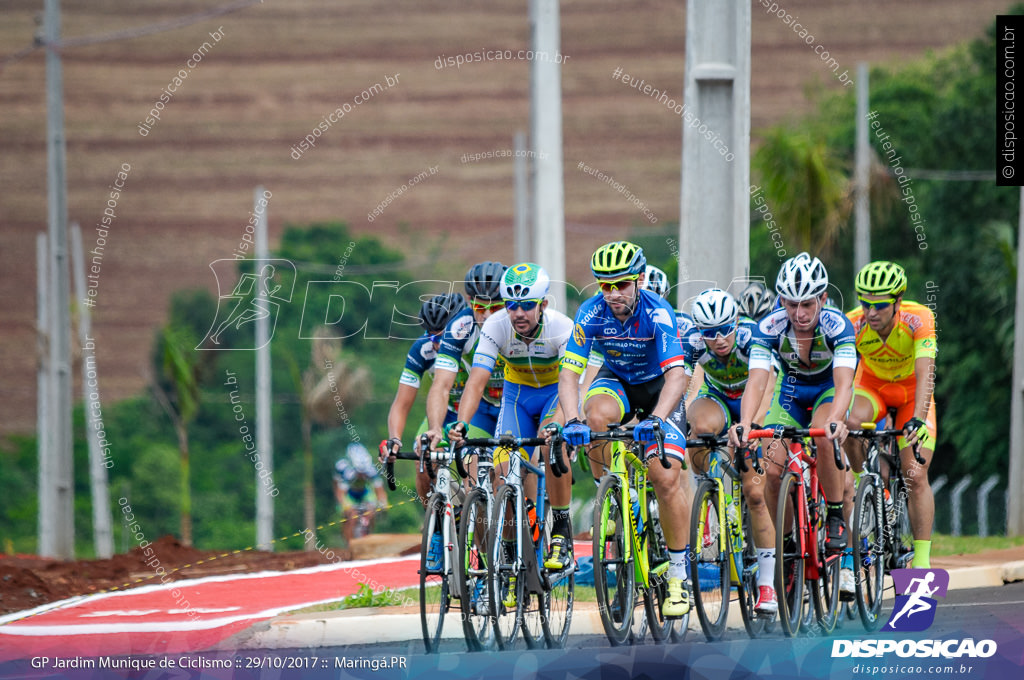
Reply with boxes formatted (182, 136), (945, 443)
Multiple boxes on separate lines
(591, 241), (646, 278)
(855, 261), (907, 297)
(502, 262), (550, 300)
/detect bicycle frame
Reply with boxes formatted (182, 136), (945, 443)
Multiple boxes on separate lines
(700, 444), (746, 585)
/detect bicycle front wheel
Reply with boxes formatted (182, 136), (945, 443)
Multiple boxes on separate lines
(809, 497), (840, 634)
(737, 494), (767, 639)
(852, 475), (884, 631)
(775, 471), (805, 637)
(542, 500), (574, 649)
(690, 478), (729, 641)
(458, 487), (495, 652)
(489, 484), (523, 650)
(593, 474), (635, 646)
(420, 494), (454, 654)
(643, 490), (681, 644)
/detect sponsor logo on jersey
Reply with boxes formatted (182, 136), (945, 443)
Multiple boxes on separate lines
(420, 342), (437, 360)
(920, 338), (936, 351)
(450, 314), (475, 341)
(818, 309), (846, 337)
(651, 307), (673, 328)
(573, 323), (586, 346)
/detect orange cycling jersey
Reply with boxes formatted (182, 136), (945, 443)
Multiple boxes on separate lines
(846, 300), (937, 382)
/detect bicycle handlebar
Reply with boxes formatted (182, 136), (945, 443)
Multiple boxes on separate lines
(745, 425), (845, 470)
(590, 422), (672, 470)
(384, 449), (421, 491)
(848, 426), (926, 465)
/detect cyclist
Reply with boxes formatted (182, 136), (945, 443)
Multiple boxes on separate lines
(557, 241), (693, 618)
(844, 260), (936, 569)
(441, 264), (573, 600)
(737, 280), (777, 322)
(334, 442), (388, 544)
(729, 252), (857, 615)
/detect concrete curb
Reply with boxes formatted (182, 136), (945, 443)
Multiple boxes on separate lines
(231, 562), (1023, 650)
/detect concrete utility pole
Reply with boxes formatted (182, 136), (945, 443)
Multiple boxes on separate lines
(255, 186), (274, 550)
(854, 63), (871, 271)
(1008, 186), (1024, 536)
(36, 233), (54, 556)
(514, 130), (530, 264)
(679, 1), (751, 297)
(43, 0), (75, 559)
(529, 0), (566, 309)
(71, 224), (113, 558)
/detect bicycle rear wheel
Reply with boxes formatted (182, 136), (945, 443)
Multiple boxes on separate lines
(593, 474), (635, 646)
(420, 494), (454, 654)
(690, 478), (729, 641)
(458, 487), (494, 651)
(852, 475), (884, 631)
(542, 501), (574, 649)
(736, 494), (767, 638)
(489, 485), (523, 650)
(775, 471), (805, 637)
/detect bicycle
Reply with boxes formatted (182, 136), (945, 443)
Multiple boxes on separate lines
(848, 414), (924, 631)
(588, 423), (685, 646)
(384, 435), (463, 654)
(688, 428), (767, 641)
(487, 428), (574, 650)
(746, 425), (844, 638)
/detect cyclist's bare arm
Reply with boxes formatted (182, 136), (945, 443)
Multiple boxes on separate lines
(908, 355), (936, 447)
(384, 383), (418, 458)
(753, 366), (776, 425)
(685, 364), (705, 408)
(730, 366), (770, 447)
(557, 365), (583, 424)
(650, 365), (686, 421)
(449, 365), (493, 443)
(827, 365), (855, 442)
(425, 366), (458, 435)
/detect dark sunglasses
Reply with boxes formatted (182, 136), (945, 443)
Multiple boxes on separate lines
(505, 299), (541, 312)
(597, 275), (639, 292)
(471, 300), (505, 313)
(698, 322), (736, 341)
(858, 296), (897, 311)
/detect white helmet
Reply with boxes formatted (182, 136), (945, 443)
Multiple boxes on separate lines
(641, 265), (670, 299)
(775, 252), (828, 302)
(737, 281), (776, 320)
(346, 442), (376, 475)
(691, 288), (738, 328)
(502, 262), (550, 301)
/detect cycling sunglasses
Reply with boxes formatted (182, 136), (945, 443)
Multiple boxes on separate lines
(597, 275), (639, 292)
(698, 322), (736, 340)
(858, 296), (897, 311)
(471, 300), (504, 313)
(505, 299), (541, 311)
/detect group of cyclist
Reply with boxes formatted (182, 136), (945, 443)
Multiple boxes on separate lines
(370, 240), (937, 624)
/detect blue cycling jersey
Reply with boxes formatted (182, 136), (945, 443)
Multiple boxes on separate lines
(562, 290), (686, 383)
(434, 308), (504, 407)
(748, 307), (858, 384)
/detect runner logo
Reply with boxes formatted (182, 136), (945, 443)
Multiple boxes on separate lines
(883, 568), (948, 632)
(199, 259), (296, 350)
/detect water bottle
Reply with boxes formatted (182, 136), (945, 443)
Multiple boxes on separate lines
(630, 487), (644, 536)
(725, 495), (742, 553)
(525, 497), (540, 543)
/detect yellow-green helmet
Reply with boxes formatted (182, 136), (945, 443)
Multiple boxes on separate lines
(855, 261), (907, 297)
(591, 241), (646, 279)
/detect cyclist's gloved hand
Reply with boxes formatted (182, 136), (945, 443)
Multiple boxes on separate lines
(444, 420), (468, 441)
(379, 438), (401, 461)
(903, 417), (926, 437)
(633, 416), (664, 444)
(562, 418), (590, 447)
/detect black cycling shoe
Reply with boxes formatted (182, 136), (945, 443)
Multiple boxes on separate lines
(825, 516), (848, 554)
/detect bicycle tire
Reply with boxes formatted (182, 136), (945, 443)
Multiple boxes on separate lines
(593, 474), (635, 646)
(643, 490), (679, 644)
(458, 487), (495, 652)
(690, 478), (730, 641)
(809, 495), (840, 634)
(420, 493), (453, 654)
(542, 500), (575, 649)
(775, 471), (805, 637)
(891, 478), (914, 569)
(736, 493), (767, 638)
(489, 484), (523, 650)
(852, 474), (884, 631)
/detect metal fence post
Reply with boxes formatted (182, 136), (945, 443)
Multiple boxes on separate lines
(951, 475), (973, 537)
(977, 475), (1000, 538)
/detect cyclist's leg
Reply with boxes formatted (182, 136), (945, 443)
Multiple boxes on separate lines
(844, 383), (883, 474)
(415, 412), (457, 505)
(889, 381), (937, 568)
(685, 392), (728, 475)
(581, 373), (630, 483)
(465, 401), (500, 490)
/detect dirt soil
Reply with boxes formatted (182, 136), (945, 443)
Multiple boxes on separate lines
(0, 533), (420, 616)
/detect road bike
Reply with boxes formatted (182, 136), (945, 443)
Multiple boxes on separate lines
(688, 428), (767, 640)
(747, 425), (843, 637)
(588, 423), (686, 646)
(384, 435), (463, 654)
(487, 428), (574, 650)
(848, 414), (923, 631)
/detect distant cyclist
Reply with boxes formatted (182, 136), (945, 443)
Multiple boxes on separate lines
(334, 442), (388, 544)
(844, 261), (937, 569)
(737, 280), (777, 322)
